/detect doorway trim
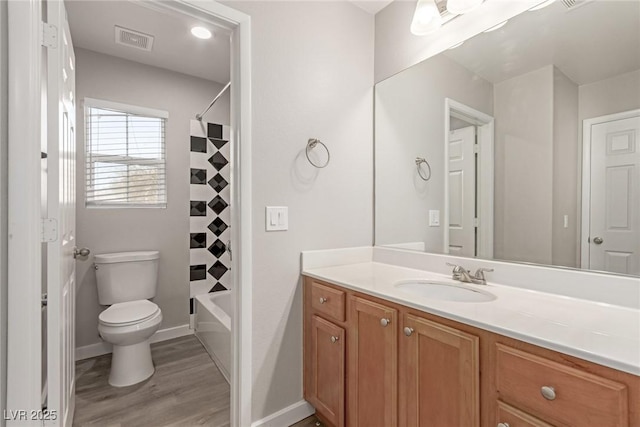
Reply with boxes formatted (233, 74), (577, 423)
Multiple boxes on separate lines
(6, 1), (253, 426)
(444, 98), (494, 258)
(580, 108), (640, 271)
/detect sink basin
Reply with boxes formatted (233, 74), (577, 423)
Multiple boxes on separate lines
(395, 280), (496, 303)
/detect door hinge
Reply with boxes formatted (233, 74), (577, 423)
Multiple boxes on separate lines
(473, 144), (480, 154)
(473, 218), (480, 227)
(41, 293), (48, 307)
(41, 22), (58, 48)
(41, 218), (58, 242)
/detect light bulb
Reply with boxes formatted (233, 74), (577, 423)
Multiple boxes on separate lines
(446, 0), (483, 15)
(411, 0), (443, 36)
(191, 26), (213, 40)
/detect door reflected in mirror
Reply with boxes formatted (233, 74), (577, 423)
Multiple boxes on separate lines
(374, 0), (640, 276)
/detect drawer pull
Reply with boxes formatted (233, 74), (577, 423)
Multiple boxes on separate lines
(319, 297), (327, 304)
(497, 423), (510, 427)
(404, 327), (414, 337)
(541, 385), (556, 401)
(380, 318), (391, 327)
(330, 335), (339, 343)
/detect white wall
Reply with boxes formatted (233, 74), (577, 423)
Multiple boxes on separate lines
(579, 70), (640, 122)
(552, 67), (579, 268)
(494, 66), (554, 265)
(375, 54), (493, 251)
(0, 1), (7, 423)
(74, 48), (229, 349)
(221, 1), (374, 422)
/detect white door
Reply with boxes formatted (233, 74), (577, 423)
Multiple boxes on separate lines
(46, 1), (77, 425)
(588, 114), (640, 275)
(448, 126), (476, 256)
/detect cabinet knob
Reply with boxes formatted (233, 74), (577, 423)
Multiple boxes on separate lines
(404, 327), (414, 337)
(497, 423), (510, 427)
(540, 385), (556, 400)
(330, 336), (339, 344)
(380, 318), (391, 327)
(319, 297), (327, 304)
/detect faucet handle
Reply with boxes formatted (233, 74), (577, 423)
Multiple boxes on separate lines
(473, 268), (494, 282)
(446, 262), (465, 273)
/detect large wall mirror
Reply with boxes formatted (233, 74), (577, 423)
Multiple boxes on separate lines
(375, 0), (640, 276)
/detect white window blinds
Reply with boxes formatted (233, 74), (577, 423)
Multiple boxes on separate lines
(85, 99), (167, 208)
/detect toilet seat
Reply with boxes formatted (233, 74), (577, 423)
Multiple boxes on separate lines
(99, 300), (160, 327)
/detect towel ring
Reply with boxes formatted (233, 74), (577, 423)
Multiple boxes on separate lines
(306, 138), (330, 168)
(415, 157), (431, 181)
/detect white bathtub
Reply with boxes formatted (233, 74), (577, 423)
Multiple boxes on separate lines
(195, 291), (231, 383)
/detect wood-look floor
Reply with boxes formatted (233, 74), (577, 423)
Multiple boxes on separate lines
(74, 335), (321, 427)
(74, 335), (230, 427)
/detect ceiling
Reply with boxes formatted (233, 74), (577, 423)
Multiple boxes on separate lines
(65, 0), (231, 84)
(443, 0), (640, 85)
(349, 0), (395, 14)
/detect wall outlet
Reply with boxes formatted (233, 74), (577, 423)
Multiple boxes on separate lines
(266, 206), (288, 231)
(429, 210), (440, 227)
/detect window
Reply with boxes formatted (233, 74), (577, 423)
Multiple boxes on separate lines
(84, 98), (168, 208)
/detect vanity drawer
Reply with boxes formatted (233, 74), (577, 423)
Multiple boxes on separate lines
(496, 344), (628, 427)
(497, 401), (553, 427)
(310, 280), (345, 322)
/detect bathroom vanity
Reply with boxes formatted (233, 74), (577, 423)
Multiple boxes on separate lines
(301, 249), (640, 427)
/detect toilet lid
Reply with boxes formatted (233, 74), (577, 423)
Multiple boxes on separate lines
(99, 300), (160, 326)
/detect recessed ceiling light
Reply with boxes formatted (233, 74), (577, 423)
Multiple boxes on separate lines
(448, 41), (465, 49)
(483, 20), (508, 32)
(529, 0), (556, 11)
(191, 26), (212, 40)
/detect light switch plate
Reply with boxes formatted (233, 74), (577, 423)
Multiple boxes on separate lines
(266, 206), (288, 231)
(429, 210), (440, 227)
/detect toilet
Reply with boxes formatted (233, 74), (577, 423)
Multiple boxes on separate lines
(94, 251), (163, 387)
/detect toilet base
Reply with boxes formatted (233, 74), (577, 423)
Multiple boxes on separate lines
(109, 339), (155, 387)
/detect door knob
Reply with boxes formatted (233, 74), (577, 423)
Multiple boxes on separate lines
(319, 297), (327, 304)
(593, 237), (603, 245)
(404, 327), (414, 337)
(73, 247), (90, 259)
(330, 336), (339, 343)
(380, 318), (391, 327)
(497, 423), (510, 427)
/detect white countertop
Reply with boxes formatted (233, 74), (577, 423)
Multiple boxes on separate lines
(303, 261), (640, 376)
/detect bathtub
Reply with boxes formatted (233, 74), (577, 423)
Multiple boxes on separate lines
(195, 291), (231, 383)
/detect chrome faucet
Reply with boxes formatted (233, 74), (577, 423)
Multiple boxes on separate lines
(446, 263), (494, 285)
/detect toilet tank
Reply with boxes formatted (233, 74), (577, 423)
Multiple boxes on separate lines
(94, 251), (160, 305)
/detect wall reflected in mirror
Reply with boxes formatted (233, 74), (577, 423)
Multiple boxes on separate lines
(374, 0), (640, 276)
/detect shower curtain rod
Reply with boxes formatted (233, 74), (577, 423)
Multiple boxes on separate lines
(196, 81), (231, 121)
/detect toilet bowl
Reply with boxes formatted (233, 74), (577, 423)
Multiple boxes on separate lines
(98, 299), (162, 387)
(94, 251), (162, 387)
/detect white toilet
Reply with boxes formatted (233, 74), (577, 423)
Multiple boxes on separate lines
(94, 251), (163, 387)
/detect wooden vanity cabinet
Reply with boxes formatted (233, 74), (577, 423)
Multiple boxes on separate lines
(399, 313), (480, 427)
(303, 276), (639, 427)
(348, 296), (398, 427)
(304, 279), (348, 427)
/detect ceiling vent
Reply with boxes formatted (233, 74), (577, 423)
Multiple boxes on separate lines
(115, 26), (154, 52)
(561, 0), (594, 11)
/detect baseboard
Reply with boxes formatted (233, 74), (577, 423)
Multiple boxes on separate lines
(75, 324), (194, 361)
(250, 400), (314, 427)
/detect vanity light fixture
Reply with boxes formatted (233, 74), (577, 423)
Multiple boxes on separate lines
(191, 26), (213, 40)
(529, 0), (556, 11)
(446, 0), (483, 15)
(483, 20), (508, 32)
(410, 0), (443, 35)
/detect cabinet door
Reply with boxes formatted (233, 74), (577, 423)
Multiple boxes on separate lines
(348, 296), (398, 427)
(399, 313), (479, 427)
(309, 315), (345, 427)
